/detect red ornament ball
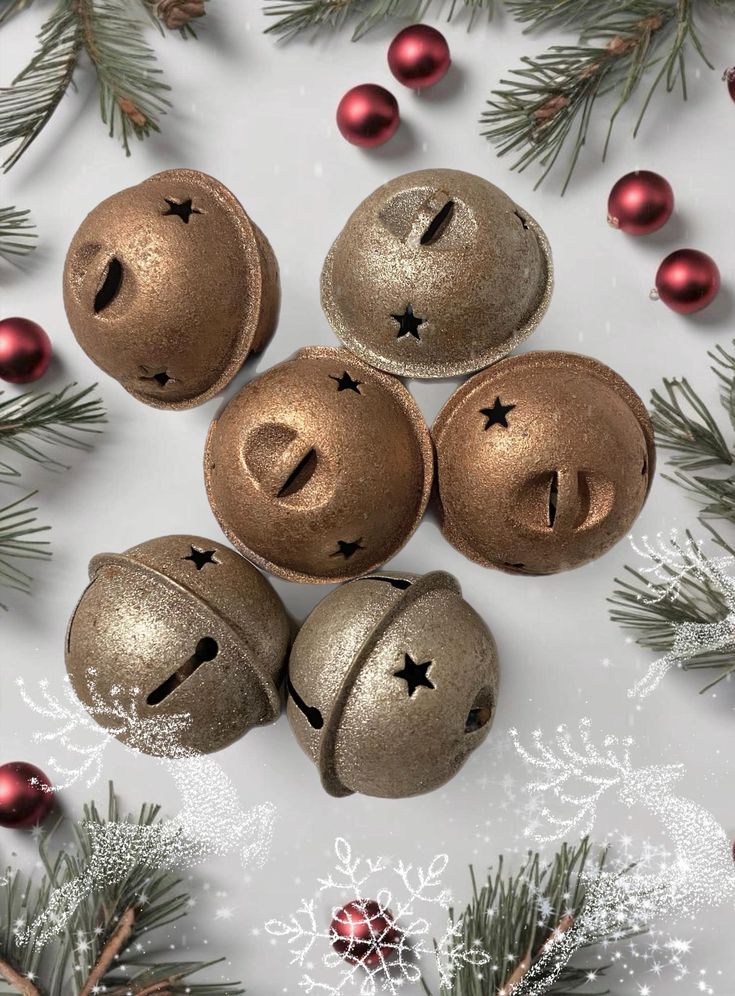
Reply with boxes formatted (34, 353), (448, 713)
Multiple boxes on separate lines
(655, 249), (721, 315)
(607, 170), (674, 235)
(336, 84), (399, 148)
(330, 899), (401, 967)
(0, 762), (54, 829)
(724, 67), (735, 102)
(388, 24), (451, 89)
(0, 317), (52, 384)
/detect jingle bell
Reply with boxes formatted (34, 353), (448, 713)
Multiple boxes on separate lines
(65, 535), (290, 755)
(321, 168), (553, 378)
(432, 351), (655, 575)
(286, 570), (499, 798)
(63, 169), (279, 409)
(204, 346), (433, 583)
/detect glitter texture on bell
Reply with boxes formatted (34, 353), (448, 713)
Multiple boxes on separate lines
(321, 168), (553, 378)
(65, 535), (290, 755)
(432, 351), (656, 575)
(204, 346), (434, 584)
(286, 570), (499, 798)
(63, 169), (280, 410)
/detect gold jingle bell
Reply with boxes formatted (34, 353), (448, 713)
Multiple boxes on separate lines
(204, 346), (434, 583)
(287, 571), (499, 798)
(321, 168), (553, 378)
(63, 169), (279, 410)
(432, 351), (656, 575)
(65, 535), (290, 755)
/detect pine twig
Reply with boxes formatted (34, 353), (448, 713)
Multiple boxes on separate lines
(482, 0), (718, 192)
(0, 383), (105, 477)
(0, 492), (50, 605)
(0, 958), (40, 996)
(0, 207), (37, 261)
(263, 0), (495, 41)
(78, 907), (135, 996)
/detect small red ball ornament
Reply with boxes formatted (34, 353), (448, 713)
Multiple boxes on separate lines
(0, 762), (54, 829)
(330, 899), (401, 967)
(654, 249), (721, 315)
(336, 84), (400, 148)
(388, 24), (451, 90)
(724, 67), (735, 102)
(0, 317), (52, 384)
(607, 170), (674, 235)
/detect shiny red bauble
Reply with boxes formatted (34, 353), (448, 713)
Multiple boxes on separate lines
(336, 84), (400, 148)
(655, 249), (721, 315)
(388, 24), (451, 89)
(330, 899), (401, 967)
(0, 762), (54, 829)
(0, 317), (52, 384)
(607, 170), (674, 235)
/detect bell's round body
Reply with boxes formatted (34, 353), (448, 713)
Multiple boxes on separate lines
(63, 169), (279, 410)
(321, 168), (553, 378)
(286, 571), (499, 798)
(204, 346), (433, 583)
(433, 352), (655, 575)
(65, 535), (290, 755)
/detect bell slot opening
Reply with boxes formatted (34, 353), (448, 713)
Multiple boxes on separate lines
(465, 686), (495, 734)
(641, 459), (648, 476)
(420, 201), (455, 245)
(94, 257), (123, 313)
(278, 448), (318, 499)
(513, 209), (530, 231)
(365, 576), (412, 590)
(147, 636), (219, 706)
(547, 472), (559, 528)
(287, 677), (324, 729)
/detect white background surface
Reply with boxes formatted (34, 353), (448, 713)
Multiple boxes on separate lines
(1, 3), (734, 992)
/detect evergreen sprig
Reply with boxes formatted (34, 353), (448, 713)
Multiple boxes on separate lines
(0, 492), (50, 605)
(0, 785), (243, 995)
(263, 0), (494, 40)
(422, 838), (636, 995)
(650, 342), (735, 525)
(482, 0), (718, 192)
(0, 207), (37, 261)
(609, 529), (735, 691)
(0, 0), (200, 172)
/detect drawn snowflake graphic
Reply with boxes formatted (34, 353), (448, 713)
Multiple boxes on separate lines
(265, 837), (489, 994)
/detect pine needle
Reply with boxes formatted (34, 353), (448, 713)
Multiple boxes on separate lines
(0, 491), (50, 606)
(0, 206), (37, 261)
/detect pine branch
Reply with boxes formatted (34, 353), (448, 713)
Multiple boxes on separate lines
(609, 528), (735, 690)
(0, 207), (37, 261)
(423, 839), (637, 995)
(0, 384), (105, 477)
(0, 785), (244, 996)
(482, 0), (718, 192)
(651, 343), (735, 525)
(263, 0), (495, 40)
(0, 492), (50, 605)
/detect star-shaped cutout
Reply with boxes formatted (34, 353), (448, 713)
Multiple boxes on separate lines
(480, 397), (516, 429)
(329, 371), (362, 393)
(330, 539), (364, 560)
(183, 546), (219, 570)
(140, 369), (173, 388)
(163, 198), (201, 223)
(394, 653), (435, 697)
(391, 304), (425, 340)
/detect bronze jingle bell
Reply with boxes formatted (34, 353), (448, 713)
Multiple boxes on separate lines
(204, 346), (434, 583)
(286, 570), (499, 799)
(65, 535), (290, 756)
(321, 168), (553, 378)
(63, 169), (279, 410)
(432, 351), (656, 575)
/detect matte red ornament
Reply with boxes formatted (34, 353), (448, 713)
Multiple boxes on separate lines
(388, 24), (451, 89)
(655, 249), (721, 315)
(0, 317), (52, 384)
(330, 899), (401, 967)
(724, 67), (735, 102)
(0, 762), (54, 829)
(607, 170), (674, 235)
(336, 84), (399, 148)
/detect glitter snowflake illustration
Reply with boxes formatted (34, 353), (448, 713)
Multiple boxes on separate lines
(265, 837), (489, 994)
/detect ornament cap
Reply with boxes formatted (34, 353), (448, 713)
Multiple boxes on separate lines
(321, 168), (553, 378)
